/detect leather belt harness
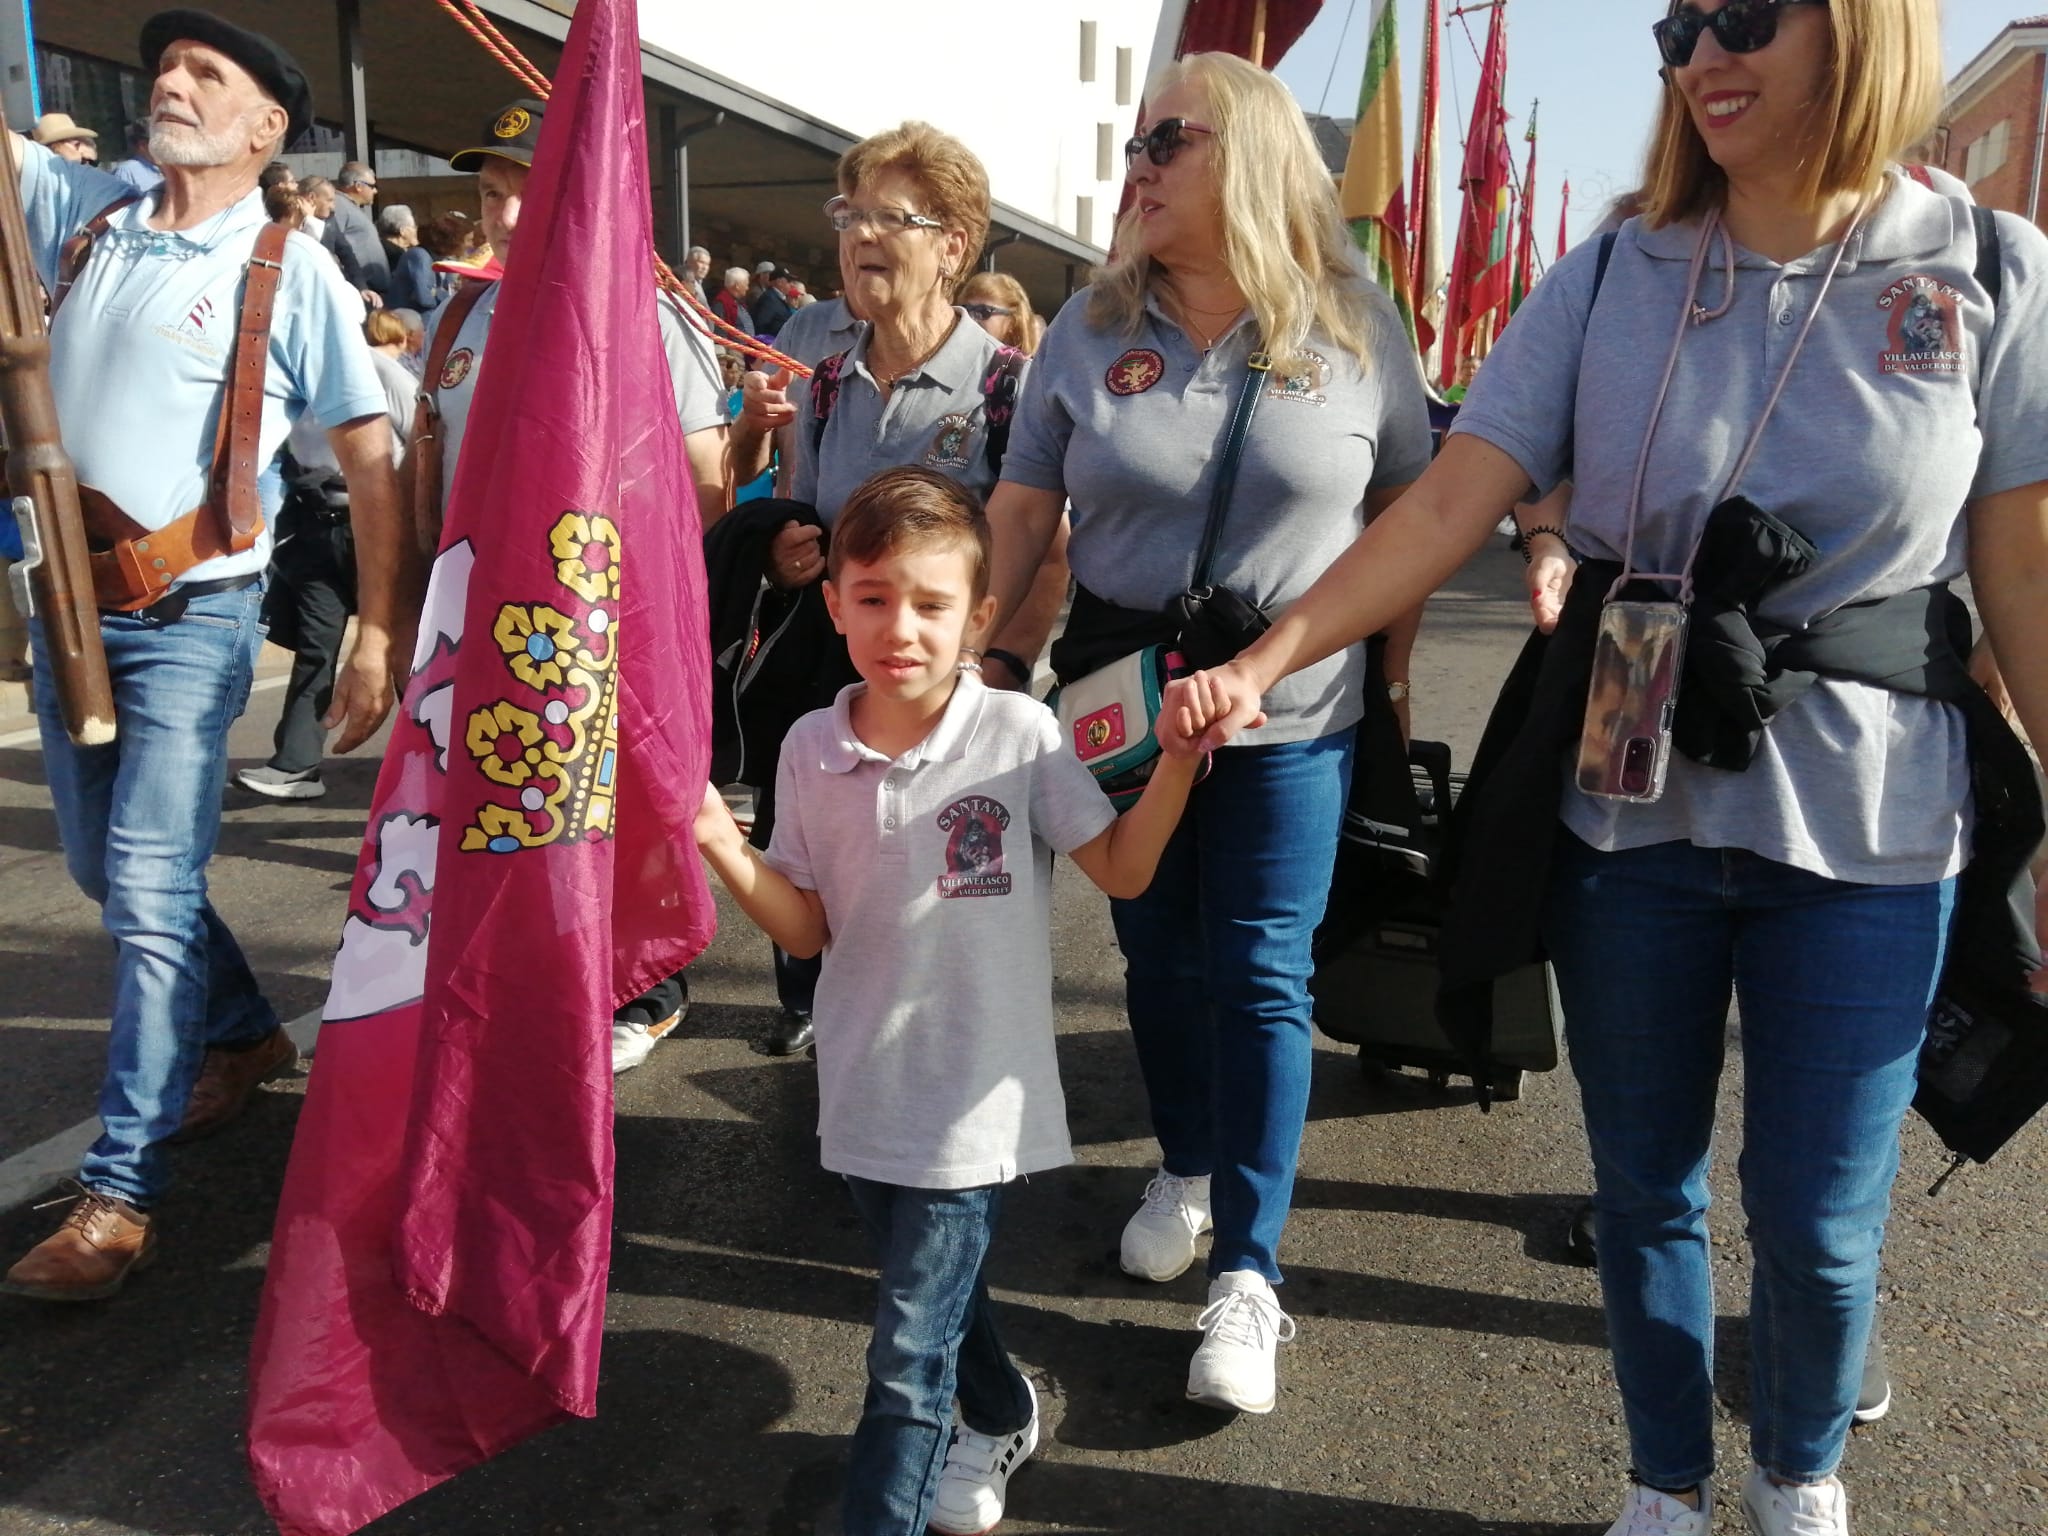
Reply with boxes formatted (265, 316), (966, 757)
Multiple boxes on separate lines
(52, 195), (286, 613)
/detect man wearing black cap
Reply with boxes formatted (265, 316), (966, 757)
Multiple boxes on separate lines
(416, 98), (731, 1075)
(1, 9), (405, 1302)
(749, 265), (795, 339)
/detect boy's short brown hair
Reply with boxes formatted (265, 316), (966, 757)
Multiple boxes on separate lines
(827, 467), (992, 602)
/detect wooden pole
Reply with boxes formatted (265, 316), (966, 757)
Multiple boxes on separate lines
(1251, 0), (1269, 66)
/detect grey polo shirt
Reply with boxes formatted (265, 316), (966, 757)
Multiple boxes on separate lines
(428, 280), (728, 507)
(772, 297), (860, 371)
(764, 674), (1117, 1188)
(1003, 279), (1433, 745)
(1451, 169), (2048, 883)
(790, 309), (1019, 523)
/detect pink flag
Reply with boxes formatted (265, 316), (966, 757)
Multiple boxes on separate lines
(245, 0), (715, 1528)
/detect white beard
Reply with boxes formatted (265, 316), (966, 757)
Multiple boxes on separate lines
(149, 111), (250, 169)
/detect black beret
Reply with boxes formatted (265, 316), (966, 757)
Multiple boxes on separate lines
(139, 10), (314, 146)
(448, 99), (547, 172)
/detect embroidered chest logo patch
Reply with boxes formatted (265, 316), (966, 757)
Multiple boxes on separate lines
(1106, 348), (1165, 396)
(1876, 275), (1964, 377)
(924, 412), (974, 470)
(1269, 351), (1331, 406)
(440, 347), (476, 390)
(936, 795), (1012, 898)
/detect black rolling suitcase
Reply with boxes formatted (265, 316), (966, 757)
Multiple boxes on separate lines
(1309, 650), (1561, 1101)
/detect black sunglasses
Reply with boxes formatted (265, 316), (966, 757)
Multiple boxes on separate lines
(1123, 117), (1214, 170)
(1653, 0), (1828, 70)
(962, 302), (1014, 321)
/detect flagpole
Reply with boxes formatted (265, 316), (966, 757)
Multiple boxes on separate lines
(1251, 0), (1270, 66)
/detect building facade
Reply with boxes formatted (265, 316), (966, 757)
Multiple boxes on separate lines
(1922, 13), (2048, 230)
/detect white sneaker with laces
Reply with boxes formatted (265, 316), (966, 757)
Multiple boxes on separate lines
(609, 1007), (682, 1075)
(1739, 1466), (1849, 1536)
(1602, 1482), (1712, 1536)
(1185, 1269), (1295, 1413)
(927, 1377), (1038, 1536)
(1119, 1170), (1211, 1282)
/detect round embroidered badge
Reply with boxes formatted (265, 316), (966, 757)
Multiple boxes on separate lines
(1105, 348), (1165, 396)
(440, 347), (475, 390)
(493, 107), (532, 140)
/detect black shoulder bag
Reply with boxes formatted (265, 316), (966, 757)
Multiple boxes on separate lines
(1047, 351), (1274, 807)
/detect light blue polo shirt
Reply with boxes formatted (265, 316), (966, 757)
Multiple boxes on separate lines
(1452, 168), (2048, 883)
(425, 279), (728, 509)
(22, 144), (388, 588)
(772, 297), (859, 371)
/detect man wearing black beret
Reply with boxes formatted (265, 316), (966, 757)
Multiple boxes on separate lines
(1, 10), (406, 1301)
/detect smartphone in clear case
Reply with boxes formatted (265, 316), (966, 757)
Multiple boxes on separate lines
(1575, 600), (1688, 803)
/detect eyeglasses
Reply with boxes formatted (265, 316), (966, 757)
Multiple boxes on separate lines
(1124, 118), (1214, 170)
(962, 302), (1014, 321)
(1652, 0), (1828, 70)
(824, 196), (944, 236)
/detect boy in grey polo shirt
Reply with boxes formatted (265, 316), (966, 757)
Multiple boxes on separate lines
(694, 467), (1197, 1536)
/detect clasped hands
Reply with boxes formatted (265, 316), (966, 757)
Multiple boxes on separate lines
(1159, 659), (1267, 756)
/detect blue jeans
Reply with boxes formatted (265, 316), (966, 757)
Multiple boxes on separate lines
(841, 1177), (1033, 1536)
(32, 583), (279, 1208)
(1545, 833), (1954, 1487)
(1109, 730), (1354, 1285)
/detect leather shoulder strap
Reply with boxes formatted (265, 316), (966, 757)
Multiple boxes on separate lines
(1971, 205), (2002, 310)
(50, 191), (144, 320)
(420, 278), (491, 406)
(1190, 350), (1272, 591)
(209, 220), (290, 552)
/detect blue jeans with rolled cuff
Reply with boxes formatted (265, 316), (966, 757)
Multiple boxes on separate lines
(31, 582), (280, 1209)
(840, 1177), (1034, 1536)
(1544, 831), (1954, 1488)
(1108, 730), (1354, 1286)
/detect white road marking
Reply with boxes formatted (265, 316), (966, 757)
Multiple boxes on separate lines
(0, 1003), (323, 1215)
(0, 672), (291, 750)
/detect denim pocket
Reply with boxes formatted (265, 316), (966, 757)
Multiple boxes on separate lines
(178, 613), (243, 630)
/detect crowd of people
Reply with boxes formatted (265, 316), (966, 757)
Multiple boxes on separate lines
(3, 5), (2043, 1536)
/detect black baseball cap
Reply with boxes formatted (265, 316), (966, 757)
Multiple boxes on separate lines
(448, 99), (545, 172)
(139, 10), (313, 145)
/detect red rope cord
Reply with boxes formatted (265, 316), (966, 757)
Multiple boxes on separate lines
(427, 0), (812, 377)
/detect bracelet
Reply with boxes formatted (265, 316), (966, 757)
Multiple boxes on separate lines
(1386, 680), (1411, 703)
(1513, 523), (1569, 563)
(982, 647), (1031, 682)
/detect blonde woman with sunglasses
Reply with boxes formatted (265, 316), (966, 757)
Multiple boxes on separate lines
(1164, 4), (2048, 1532)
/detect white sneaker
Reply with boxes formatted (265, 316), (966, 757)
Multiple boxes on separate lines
(1603, 1482), (1712, 1536)
(927, 1377), (1038, 1535)
(609, 1008), (682, 1075)
(1186, 1270), (1294, 1413)
(1740, 1466), (1849, 1536)
(1119, 1170), (1211, 1282)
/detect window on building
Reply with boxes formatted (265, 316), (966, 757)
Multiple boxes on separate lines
(1964, 119), (2011, 186)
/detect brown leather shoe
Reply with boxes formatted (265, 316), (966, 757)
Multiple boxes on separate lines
(2, 1191), (157, 1301)
(175, 1027), (299, 1142)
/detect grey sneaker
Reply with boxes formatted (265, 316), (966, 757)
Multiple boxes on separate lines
(234, 765), (325, 800)
(1853, 1324), (1890, 1424)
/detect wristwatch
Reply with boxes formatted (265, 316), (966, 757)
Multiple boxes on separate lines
(1386, 681), (1411, 702)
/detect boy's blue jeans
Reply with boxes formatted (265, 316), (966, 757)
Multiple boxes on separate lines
(1545, 832), (1954, 1488)
(841, 1177), (1034, 1536)
(1108, 731), (1354, 1284)
(31, 585), (280, 1209)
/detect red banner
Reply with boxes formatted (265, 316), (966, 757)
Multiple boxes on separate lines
(245, 0), (715, 1528)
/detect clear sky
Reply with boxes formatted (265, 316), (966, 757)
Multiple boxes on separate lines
(1273, 0), (2030, 264)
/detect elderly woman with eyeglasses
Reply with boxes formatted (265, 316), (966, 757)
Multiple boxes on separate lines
(983, 52), (1433, 1417)
(725, 122), (1068, 1059)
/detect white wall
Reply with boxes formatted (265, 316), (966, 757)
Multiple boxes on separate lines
(638, 0), (1166, 244)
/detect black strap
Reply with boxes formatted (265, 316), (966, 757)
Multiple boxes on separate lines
(1559, 233), (1620, 483)
(1189, 351), (1273, 593)
(1972, 205), (2002, 308)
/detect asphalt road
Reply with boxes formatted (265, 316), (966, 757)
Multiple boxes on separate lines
(0, 544), (2041, 1536)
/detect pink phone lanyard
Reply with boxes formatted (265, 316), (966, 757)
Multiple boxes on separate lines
(1607, 203), (1869, 604)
